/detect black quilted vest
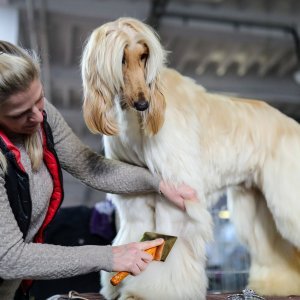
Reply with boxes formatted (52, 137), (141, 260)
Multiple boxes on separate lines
(0, 111), (64, 289)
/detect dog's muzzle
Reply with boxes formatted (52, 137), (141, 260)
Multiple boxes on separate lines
(134, 99), (149, 111)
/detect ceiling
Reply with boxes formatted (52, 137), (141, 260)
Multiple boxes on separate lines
(3, 0), (300, 120)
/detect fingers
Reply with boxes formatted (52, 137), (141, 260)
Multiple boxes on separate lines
(112, 239), (164, 275)
(178, 184), (198, 201)
(174, 196), (186, 211)
(140, 250), (153, 263)
(130, 259), (149, 275)
(159, 180), (199, 210)
(138, 238), (164, 251)
(126, 243), (156, 275)
(131, 240), (163, 275)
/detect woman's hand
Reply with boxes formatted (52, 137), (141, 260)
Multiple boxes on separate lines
(159, 181), (198, 210)
(112, 238), (164, 275)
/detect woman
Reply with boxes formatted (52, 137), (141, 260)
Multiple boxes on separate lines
(0, 40), (197, 299)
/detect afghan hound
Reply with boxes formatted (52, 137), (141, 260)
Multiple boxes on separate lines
(81, 17), (300, 299)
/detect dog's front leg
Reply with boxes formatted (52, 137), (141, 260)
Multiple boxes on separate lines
(155, 199), (212, 300)
(100, 194), (155, 300)
(120, 195), (212, 300)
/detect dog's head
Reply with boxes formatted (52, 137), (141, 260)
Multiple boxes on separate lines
(81, 17), (167, 136)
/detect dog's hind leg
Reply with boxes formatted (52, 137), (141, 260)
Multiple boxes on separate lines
(228, 186), (300, 296)
(260, 141), (300, 250)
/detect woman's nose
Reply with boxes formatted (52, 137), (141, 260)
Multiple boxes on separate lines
(29, 107), (43, 123)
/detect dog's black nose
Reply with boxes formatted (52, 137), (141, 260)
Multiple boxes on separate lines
(134, 100), (149, 111)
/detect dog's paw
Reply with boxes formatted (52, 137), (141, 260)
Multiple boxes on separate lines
(100, 285), (120, 300)
(119, 293), (144, 300)
(100, 271), (121, 300)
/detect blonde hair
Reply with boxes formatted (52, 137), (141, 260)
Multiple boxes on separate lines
(81, 17), (167, 136)
(0, 41), (43, 172)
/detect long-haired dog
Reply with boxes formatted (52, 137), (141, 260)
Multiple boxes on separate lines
(81, 17), (300, 299)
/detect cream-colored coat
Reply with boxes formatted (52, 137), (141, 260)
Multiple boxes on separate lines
(82, 17), (300, 299)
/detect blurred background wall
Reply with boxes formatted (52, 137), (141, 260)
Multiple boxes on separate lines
(1, 0), (300, 293)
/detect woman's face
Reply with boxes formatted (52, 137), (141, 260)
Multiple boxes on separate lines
(0, 79), (44, 135)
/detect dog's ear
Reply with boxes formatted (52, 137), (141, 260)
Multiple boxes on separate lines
(81, 28), (119, 136)
(82, 86), (118, 136)
(144, 79), (166, 136)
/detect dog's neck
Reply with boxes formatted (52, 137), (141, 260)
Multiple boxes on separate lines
(115, 96), (145, 139)
(110, 97), (148, 166)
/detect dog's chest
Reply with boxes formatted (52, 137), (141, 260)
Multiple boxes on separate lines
(111, 109), (254, 196)
(112, 115), (169, 172)
(118, 121), (198, 178)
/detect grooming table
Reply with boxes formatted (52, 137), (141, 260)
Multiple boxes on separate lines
(207, 293), (300, 300)
(55, 292), (300, 299)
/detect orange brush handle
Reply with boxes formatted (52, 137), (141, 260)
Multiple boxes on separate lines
(110, 246), (157, 286)
(110, 271), (129, 286)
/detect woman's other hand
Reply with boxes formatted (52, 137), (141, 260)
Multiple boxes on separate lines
(159, 181), (198, 210)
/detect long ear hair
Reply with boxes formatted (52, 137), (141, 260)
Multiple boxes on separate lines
(143, 75), (166, 136)
(81, 22), (127, 136)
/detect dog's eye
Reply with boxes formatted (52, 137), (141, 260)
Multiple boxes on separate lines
(140, 53), (148, 62)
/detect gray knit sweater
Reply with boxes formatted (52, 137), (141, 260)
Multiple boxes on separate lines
(0, 100), (160, 299)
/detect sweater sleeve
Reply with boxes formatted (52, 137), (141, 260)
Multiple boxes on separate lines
(44, 100), (161, 194)
(0, 171), (113, 280)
